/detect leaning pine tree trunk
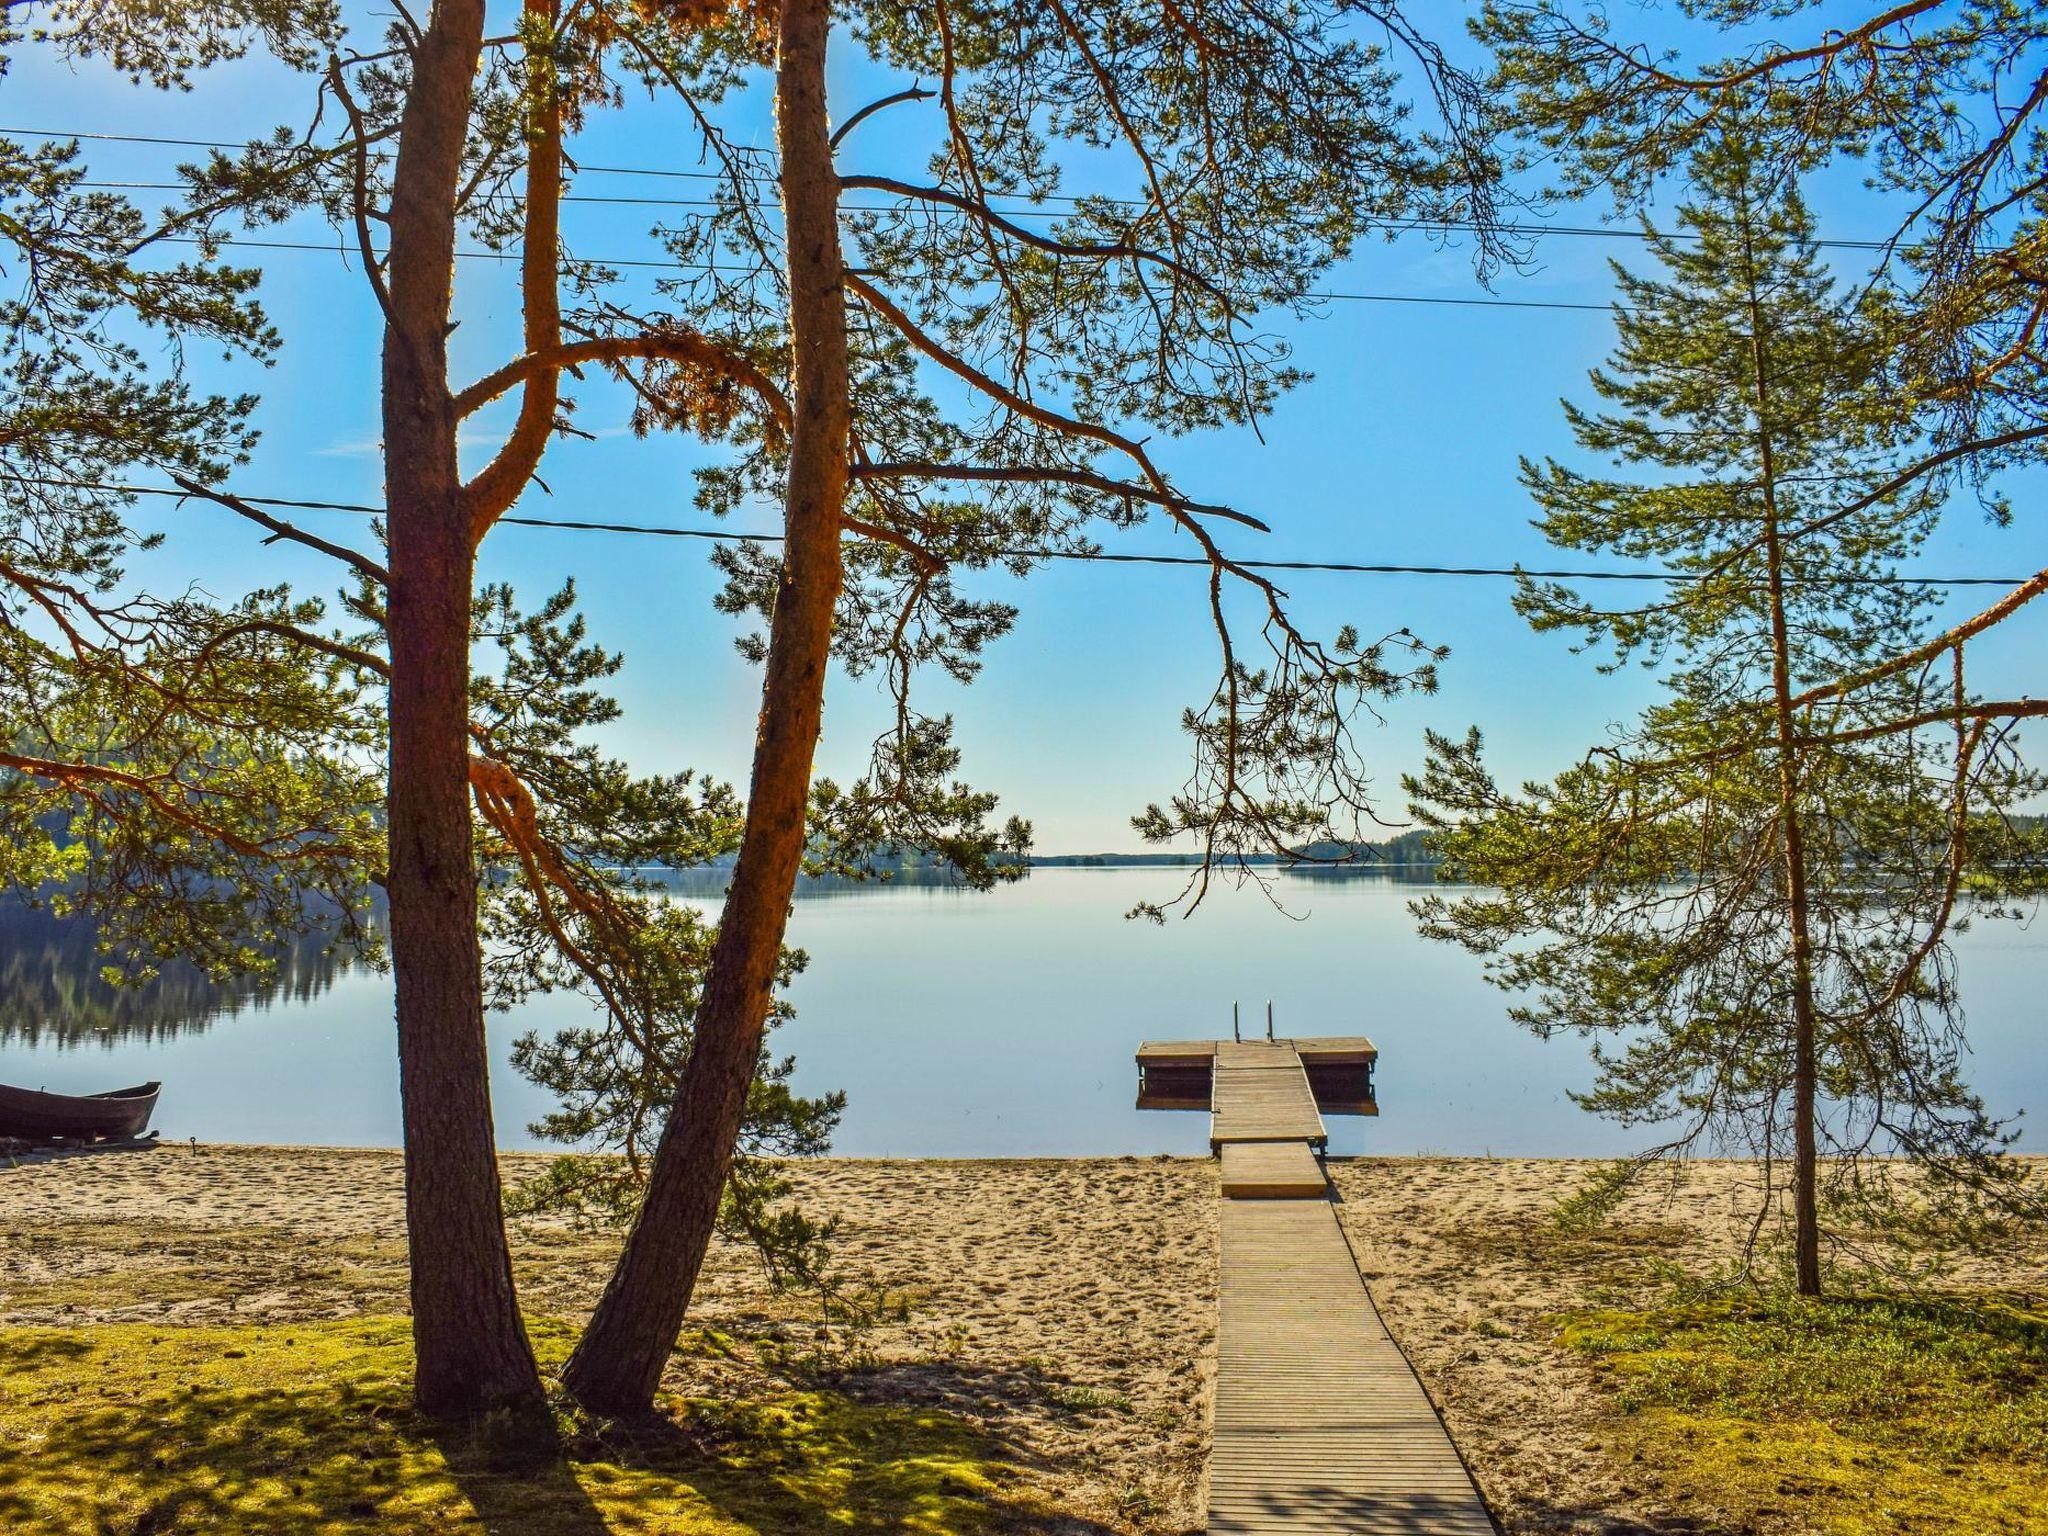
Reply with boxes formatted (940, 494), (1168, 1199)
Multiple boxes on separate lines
(382, 0), (548, 1417)
(562, 0), (851, 1417)
(1742, 237), (1825, 1299)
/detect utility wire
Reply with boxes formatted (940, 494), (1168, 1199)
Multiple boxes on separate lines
(14, 124), (1898, 252)
(110, 232), (1621, 312)
(70, 175), (1902, 254)
(1, 474), (2032, 588)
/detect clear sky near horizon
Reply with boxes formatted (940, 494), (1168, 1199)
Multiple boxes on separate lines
(8, 2), (2045, 851)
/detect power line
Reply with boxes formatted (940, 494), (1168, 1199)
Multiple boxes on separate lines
(2, 474), (2032, 588)
(70, 175), (1900, 256)
(15, 124), (1897, 252)
(117, 230), (1619, 312)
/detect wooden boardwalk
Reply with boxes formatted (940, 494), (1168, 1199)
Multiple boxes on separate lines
(1209, 1041), (1326, 1149)
(1218, 1140), (1326, 1198)
(1209, 1196), (1495, 1534)
(1135, 1031), (1486, 1531)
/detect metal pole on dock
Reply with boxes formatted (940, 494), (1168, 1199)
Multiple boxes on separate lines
(1266, 1001), (1274, 1040)
(1233, 1002), (1241, 1042)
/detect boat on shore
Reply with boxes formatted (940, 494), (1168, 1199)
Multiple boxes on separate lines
(0, 1081), (160, 1143)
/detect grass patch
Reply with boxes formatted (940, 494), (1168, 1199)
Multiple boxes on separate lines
(0, 1317), (1041, 1534)
(1559, 1290), (2048, 1533)
(0, 1220), (408, 1316)
(1042, 1383), (1132, 1416)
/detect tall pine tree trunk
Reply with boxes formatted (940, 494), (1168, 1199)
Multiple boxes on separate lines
(382, 0), (547, 1417)
(1765, 513), (1824, 1298)
(1743, 235), (1825, 1298)
(561, 0), (850, 1417)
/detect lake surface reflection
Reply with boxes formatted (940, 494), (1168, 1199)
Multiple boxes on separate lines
(0, 869), (2040, 1157)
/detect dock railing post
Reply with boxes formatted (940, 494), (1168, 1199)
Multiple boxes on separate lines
(1232, 1002), (1241, 1043)
(1266, 1001), (1274, 1041)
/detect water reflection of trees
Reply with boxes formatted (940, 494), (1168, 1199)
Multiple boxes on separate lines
(0, 901), (376, 1049)
(0, 863), (1438, 1048)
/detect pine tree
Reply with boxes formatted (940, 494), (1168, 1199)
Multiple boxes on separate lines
(0, 8), (382, 993)
(25, 0), (1505, 1417)
(1408, 135), (2047, 1295)
(560, 0), (1504, 1413)
(1476, 0), (2048, 741)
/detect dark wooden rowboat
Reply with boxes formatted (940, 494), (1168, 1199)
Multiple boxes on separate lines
(0, 1081), (160, 1141)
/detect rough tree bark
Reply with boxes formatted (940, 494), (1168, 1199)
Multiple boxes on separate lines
(1742, 230), (1825, 1298)
(382, 0), (548, 1416)
(561, 0), (850, 1415)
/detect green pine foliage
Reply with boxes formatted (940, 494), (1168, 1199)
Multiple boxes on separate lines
(460, 580), (847, 1269)
(1408, 135), (2048, 1275)
(0, 15), (382, 984)
(1475, 2), (2048, 510)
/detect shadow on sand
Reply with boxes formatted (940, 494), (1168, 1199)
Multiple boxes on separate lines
(0, 1133), (163, 1169)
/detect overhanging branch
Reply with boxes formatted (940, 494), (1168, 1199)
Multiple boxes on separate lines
(851, 459), (1268, 531)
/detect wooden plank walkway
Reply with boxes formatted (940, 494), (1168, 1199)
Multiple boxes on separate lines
(1133, 1029), (1483, 1529)
(1210, 1041), (1326, 1149)
(1209, 1197), (1495, 1534)
(1219, 1140), (1326, 1199)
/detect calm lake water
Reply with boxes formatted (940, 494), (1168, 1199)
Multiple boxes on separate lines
(1, 869), (2041, 1157)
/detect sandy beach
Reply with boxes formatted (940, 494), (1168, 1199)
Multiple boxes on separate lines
(2, 1147), (2042, 1534)
(1, 1147), (1220, 1532)
(1333, 1158), (2043, 1533)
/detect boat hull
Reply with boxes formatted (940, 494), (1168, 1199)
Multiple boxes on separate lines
(0, 1081), (160, 1141)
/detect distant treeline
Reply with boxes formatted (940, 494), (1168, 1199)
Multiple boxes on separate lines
(1026, 816), (2047, 873)
(642, 811), (2047, 884)
(1024, 829), (1442, 869)
(640, 830), (1444, 888)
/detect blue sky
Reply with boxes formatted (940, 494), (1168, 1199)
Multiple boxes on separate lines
(10, 3), (2045, 850)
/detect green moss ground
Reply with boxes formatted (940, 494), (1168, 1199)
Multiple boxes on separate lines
(1559, 1291), (2048, 1534)
(0, 1317), (1046, 1534)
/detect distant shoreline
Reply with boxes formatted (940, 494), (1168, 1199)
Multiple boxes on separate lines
(1023, 854), (1439, 868)
(630, 831), (1446, 879)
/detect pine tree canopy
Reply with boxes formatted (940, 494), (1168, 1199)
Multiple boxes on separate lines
(1408, 136), (2048, 1274)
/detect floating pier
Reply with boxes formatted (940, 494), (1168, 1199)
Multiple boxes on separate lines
(1136, 1036), (1379, 1130)
(1137, 1030), (1494, 1535)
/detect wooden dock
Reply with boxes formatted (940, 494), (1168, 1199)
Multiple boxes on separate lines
(1136, 1037), (1379, 1122)
(1136, 1033), (1494, 1534)
(1210, 1040), (1327, 1150)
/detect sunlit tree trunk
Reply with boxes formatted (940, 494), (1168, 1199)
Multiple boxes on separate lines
(562, 0), (850, 1416)
(382, 0), (548, 1417)
(1742, 226), (1825, 1298)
